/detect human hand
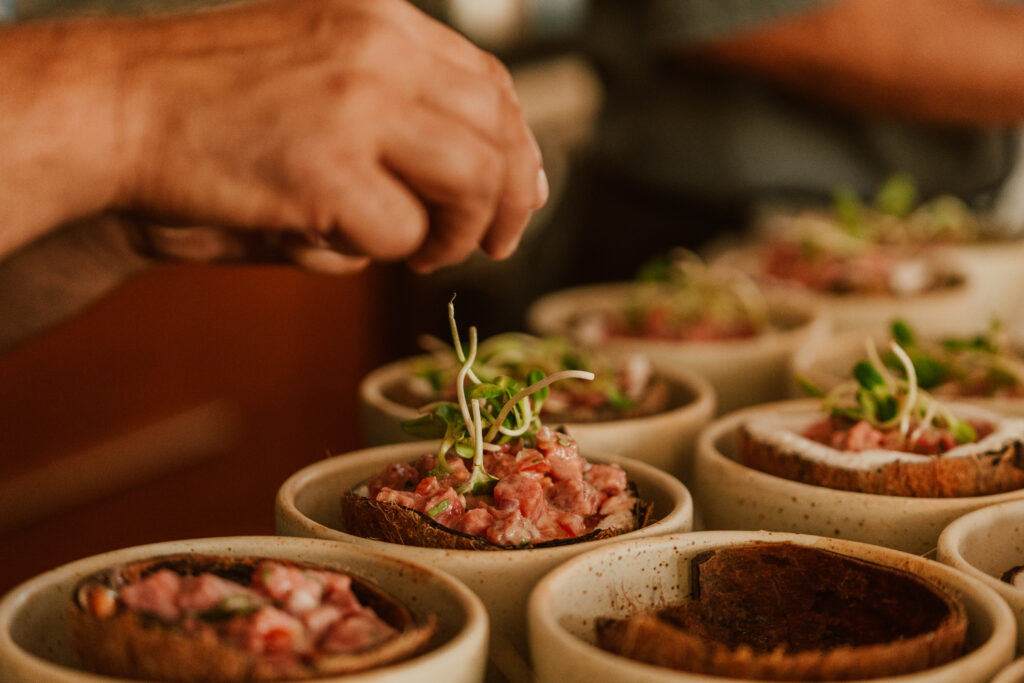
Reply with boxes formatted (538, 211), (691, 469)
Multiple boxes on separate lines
(125, 222), (372, 276)
(115, 0), (547, 274)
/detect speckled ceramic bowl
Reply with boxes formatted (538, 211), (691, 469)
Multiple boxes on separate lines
(790, 329), (1024, 418)
(991, 655), (1024, 683)
(938, 499), (1024, 653)
(526, 283), (827, 415)
(0, 536), (488, 683)
(275, 441), (693, 681)
(694, 399), (1024, 555)
(359, 359), (715, 483)
(528, 530), (1015, 683)
(712, 245), (985, 337)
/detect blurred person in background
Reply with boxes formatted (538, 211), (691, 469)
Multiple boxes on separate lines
(0, 0), (547, 350)
(539, 0), (1024, 289)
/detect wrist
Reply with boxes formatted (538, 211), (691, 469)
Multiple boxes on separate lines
(0, 19), (127, 257)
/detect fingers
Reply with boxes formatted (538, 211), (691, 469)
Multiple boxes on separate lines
(379, 104), (506, 273)
(412, 57), (546, 262)
(319, 163), (430, 261)
(133, 224), (370, 276)
(287, 246), (370, 275)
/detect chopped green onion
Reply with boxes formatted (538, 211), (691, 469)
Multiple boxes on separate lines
(426, 499), (450, 517)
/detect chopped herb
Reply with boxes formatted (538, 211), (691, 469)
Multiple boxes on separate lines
(426, 499), (450, 517)
(874, 173), (917, 218)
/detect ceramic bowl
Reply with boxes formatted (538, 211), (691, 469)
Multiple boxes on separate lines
(790, 328), (1024, 418)
(275, 441), (693, 681)
(0, 536), (488, 683)
(694, 399), (1024, 554)
(935, 239), (1024, 325)
(991, 656), (1024, 683)
(528, 529), (1015, 683)
(713, 245), (985, 336)
(526, 283), (827, 415)
(938, 499), (1024, 653)
(359, 358), (715, 483)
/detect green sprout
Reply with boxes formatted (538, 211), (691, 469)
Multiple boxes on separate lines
(821, 337), (978, 448)
(626, 248), (770, 336)
(874, 173), (917, 218)
(832, 185), (865, 235)
(401, 298), (595, 498)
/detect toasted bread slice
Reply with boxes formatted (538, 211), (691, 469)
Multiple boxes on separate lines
(736, 405), (1024, 497)
(597, 542), (967, 681)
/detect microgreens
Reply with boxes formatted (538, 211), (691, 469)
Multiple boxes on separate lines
(819, 338), (977, 448)
(401, 297), (595, 496)
(409, 321), (629, 417)
(883, 319), (1024, 395)
(823, 174), (980, 246)
(627, 248), (769, 334)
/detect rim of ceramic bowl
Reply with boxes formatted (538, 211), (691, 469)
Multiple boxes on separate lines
(359, 354), (717, 435)
(276, 441), (693, 560)
(714, 245), (974, 304)
(528, 529), (1016, 683)
(991, 655), (1024, 683)
(697, 398), (1024, 510)
(525, 282), (826, 355)
(0, 535), (488, 683)
(938, 499), (1024, 599)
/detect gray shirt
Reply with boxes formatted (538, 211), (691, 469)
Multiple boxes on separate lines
(585, 0), (1018, 208)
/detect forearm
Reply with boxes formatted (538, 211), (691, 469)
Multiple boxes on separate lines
(693, 0), (1024, 126)
(0, 19), (132, 259)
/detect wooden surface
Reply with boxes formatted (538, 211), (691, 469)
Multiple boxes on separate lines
(0, 262), (390, 593)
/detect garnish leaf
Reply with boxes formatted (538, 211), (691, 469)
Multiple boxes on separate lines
(874, 173), (917, 217)
(636, 254), (672, 282)
(401, 413), (448, 439)
(853, 361), (885, 391)
(470, 383), (505, 400)
(891, 320), (915, 347)
(795, 375), (825, 398)
(832, 185), (864, 234)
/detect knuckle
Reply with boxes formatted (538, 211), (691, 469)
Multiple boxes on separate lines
(463, 146), (504, 200)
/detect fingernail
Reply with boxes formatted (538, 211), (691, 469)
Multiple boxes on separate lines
(535, 168), (549, 206)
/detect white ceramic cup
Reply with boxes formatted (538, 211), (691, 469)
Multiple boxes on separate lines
(275, 441), (693, 682)
(528, 530), (1016, 683)
(938, 498), (1024, 653)
(359, 359), (715, 484)
(0, 535), (488, 683)
(713, 245), (986, 337)
(695, 399), (1024, 555)
(526, 282), (827, 415)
